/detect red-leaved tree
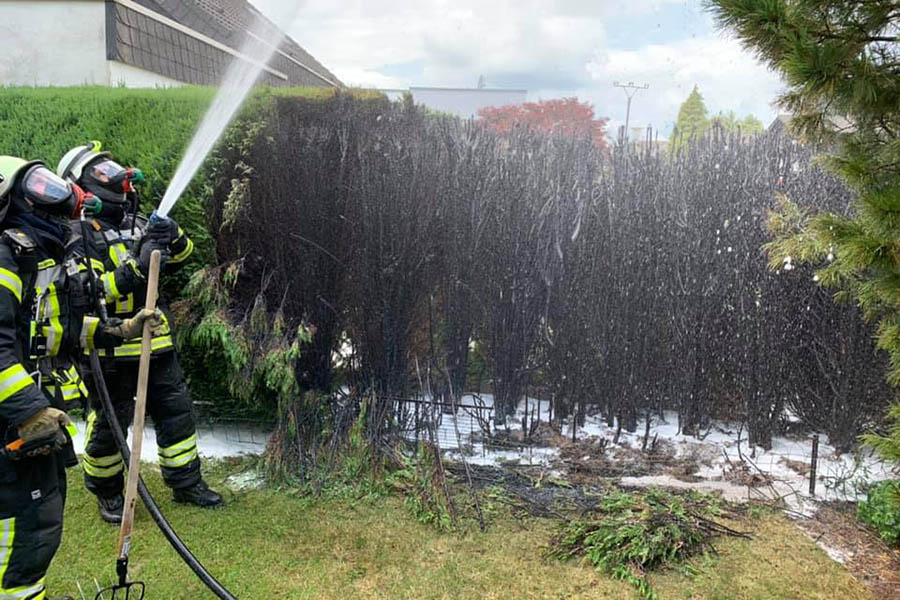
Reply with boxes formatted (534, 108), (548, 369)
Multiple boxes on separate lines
(477, 97), (609, 152)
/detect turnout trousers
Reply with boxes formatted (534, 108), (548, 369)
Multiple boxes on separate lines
(0, 451), (66, 600)
(83, 351), (200, 497)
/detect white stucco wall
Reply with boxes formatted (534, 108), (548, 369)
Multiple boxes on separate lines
(108, 61), (183, 88)
(410, 87), (528, 119)
(0, 1), (108, 86)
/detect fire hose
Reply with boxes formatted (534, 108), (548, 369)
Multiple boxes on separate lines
(88, 349), (238, 600)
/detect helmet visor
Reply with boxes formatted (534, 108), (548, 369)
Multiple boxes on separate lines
(88, 159), (127, 186)
(23, 166), (72, 207)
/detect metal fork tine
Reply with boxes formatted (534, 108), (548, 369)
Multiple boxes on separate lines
(76, 579), (86, 600)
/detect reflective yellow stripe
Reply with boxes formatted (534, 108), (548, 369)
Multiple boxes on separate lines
(62, 364), (81, 383)
(84, 412), (124, 479)
(36, 259), (55, 270)
(0, 269), (22, 303)
(76, 258), (105, 273)
(0, 517), (47, 599)
(98, 334), (174, 357)
(159, 447), (198, 469)
(101, 271), (119, 302)
(159, 433), (200, 468)
(0, 518), (14, 592)
(121, 256), (143, 280)
(41, 284), (62, 357)
(0, 365), (34, 403)
(109, 243), (128, 268)
(84, 410), (97, 446)
(81, 316), (100, 351)
(66, 422), (78, 438)
(159, 433), (197, 458)
(84, 452), (123, 468)
(170, 236), (194, 264)
(115, 292), (134, 315)
(0, 579), (45, 599)
(83, 459), (124, 479)
(53, 382), (85, 402)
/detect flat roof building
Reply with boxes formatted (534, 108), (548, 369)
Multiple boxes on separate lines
(382, 86), (528, 119)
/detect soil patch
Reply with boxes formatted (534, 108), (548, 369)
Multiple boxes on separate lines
(796, 502), (900, 599)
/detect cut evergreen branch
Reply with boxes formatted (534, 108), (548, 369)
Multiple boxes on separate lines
(548, 489), (750, 600)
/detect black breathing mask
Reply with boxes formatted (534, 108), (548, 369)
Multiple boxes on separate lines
(81, 158), (130, 205)
(16, 165), (86, 220)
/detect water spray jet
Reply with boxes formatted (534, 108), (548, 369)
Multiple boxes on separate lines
(156, 2), (305, 219)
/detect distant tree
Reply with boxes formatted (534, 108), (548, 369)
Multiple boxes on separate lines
(740, 115), (764, 135)
(710, 110), (738, 132)
(710, 111), (765, 136)
(477, 97), (610, 152)
(671, 86), (710, 152)
(708, 0), (900, 473)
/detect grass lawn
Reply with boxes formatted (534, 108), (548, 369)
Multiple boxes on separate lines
(48, 460), (873, 599)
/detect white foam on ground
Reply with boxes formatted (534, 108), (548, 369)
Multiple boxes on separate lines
(70, 419), (268, 460)
(410, 396), (896, 512)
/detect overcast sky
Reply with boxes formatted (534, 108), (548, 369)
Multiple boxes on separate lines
(250, 0), (785, 137)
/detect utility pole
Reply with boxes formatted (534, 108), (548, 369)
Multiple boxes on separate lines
(613, 81), (649, 143)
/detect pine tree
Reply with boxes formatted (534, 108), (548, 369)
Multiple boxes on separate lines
(739, 115), (764, 135)
(708, 1), (900, 473)
(671, 85), (709, 152)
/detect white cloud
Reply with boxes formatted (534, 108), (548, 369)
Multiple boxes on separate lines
(251, 1), (784, 135)
(257, 0), (611, 87)
(585, 33), (785, 133)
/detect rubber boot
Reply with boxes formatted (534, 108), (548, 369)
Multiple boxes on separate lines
(173, 479), (224, 508)
(97, 492), (124, 524)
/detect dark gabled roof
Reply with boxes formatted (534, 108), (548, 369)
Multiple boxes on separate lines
(112, 0), (340, 87)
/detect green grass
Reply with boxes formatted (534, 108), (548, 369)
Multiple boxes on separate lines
(48, 461), (873, 599)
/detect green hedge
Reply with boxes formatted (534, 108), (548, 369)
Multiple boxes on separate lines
(0, 86), (218, 265)
(0, 86), (370, 266)
(0, 85), (383, 412)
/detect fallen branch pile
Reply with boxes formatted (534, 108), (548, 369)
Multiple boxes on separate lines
(548, 488), (750, 600)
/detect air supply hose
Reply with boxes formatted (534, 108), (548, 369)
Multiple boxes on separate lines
(88, 350), (238, 600)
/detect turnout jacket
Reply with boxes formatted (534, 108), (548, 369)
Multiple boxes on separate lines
(0, 225), (119, 439)
(67, 214), (193, 359)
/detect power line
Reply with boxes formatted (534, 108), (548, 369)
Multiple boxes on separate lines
(613, 81), (649, 143)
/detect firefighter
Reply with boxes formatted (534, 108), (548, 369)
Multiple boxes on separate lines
(0, 156), (158, 600)
(57, 143), (224, 525)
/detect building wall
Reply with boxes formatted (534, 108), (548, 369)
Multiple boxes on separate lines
(410, 87), (528, 119)
(0, 1), (108, 86)
(0, 0), (337, 89)
(108, 61), (183, 88)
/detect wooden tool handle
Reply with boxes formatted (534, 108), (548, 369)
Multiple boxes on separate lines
(117, 249), (161, 560)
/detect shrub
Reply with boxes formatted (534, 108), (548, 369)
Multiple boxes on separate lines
(858, 480), (900, 546)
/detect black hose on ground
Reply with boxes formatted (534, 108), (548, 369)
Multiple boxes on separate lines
(88, 351), (238, 600)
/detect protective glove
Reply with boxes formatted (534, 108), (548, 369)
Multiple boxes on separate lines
(137, 241), (168, 276)
(146, 216), (175, 247)
(101, 308), (163, 339)
(18, 407), (71, 442)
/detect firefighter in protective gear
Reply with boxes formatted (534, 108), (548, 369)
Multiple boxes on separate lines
(0, 155), (150, 600)
(58, 143), (224, 525)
